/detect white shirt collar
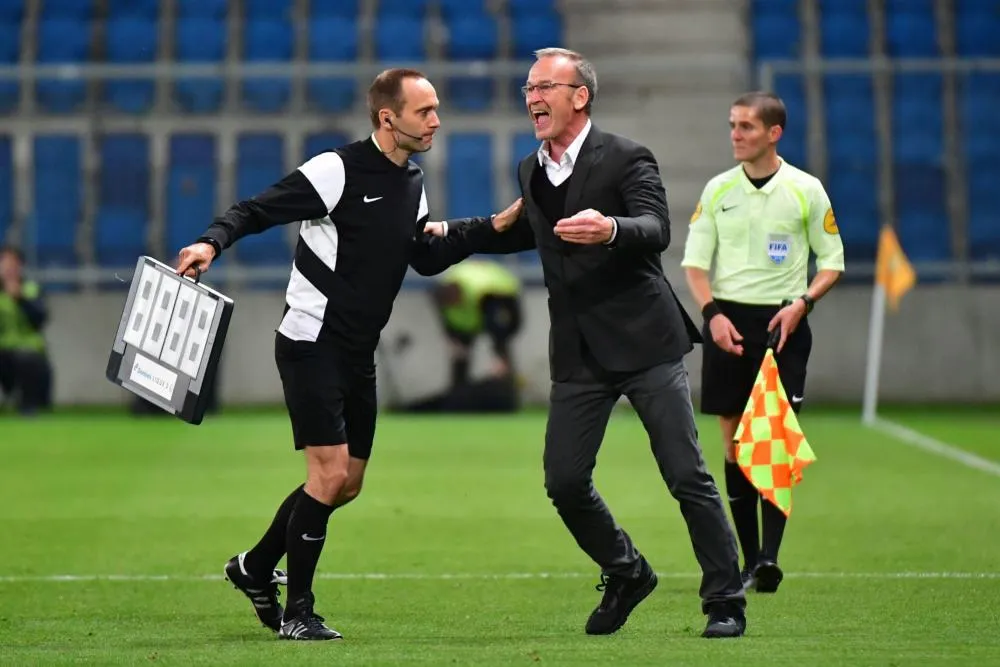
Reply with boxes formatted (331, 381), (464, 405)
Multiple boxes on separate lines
(537, 119), (592, 168)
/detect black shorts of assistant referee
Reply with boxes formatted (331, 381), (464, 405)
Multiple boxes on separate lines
(274, 332), (377, 458)
(700, 299), (812, 416)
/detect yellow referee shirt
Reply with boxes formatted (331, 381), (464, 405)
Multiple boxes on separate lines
(681, 160), (845, 305)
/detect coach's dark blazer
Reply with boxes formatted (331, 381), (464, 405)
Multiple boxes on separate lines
(451, 125), (702, 382)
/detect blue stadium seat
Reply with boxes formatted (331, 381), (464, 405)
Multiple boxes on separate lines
(509, 11), (562, 59)
(310, 0), (360, 17)
(507, 0), (556, 16)
(41, 0), (94, 19)
(818, 3), (869, 57)
(374, 16), (425, 61)
(173, 18), (226, 112)
(104, 17), (158, 113)
(892, 74), (943, 164)
(242, 19), (292, 113)
(893, 165), (950, 261)
(166, 135), (217, 258)
(0, 135), (10, 242)
(750, 0), (801, 59)
(959, 73), (1000, 167)
(94, 135), (150, 266)
(0, 19), (20, 113)
(175, 0), (226, 18)
(440, 0), (487, 18)
(955, 1), (1000, 56)
(244, 0), (291, 19)
(31, 135), (81, 266)
(884, 0), (938, 57)
(967, 168), (1000, 260)
(774, 75), (807, 168)
(447, 134), (494, 219)
(36, 19), (90, 113)
(306, 17), (358, 112)
(234, 134), (291, 264)
(377, 0), (429, 18)
(444, 12), (498, 111)
(304, 132), (349, 162)
(825, 167), (879, 261)
(106, 0), (157, 18)
(823, 75), (876, 166)
(0, 0), (23, 21)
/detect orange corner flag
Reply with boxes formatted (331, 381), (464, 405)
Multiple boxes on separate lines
(734, 350), (816, 517)
(875, 224), (916, 311)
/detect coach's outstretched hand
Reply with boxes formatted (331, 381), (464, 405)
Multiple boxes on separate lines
(175, 242), (216, 278)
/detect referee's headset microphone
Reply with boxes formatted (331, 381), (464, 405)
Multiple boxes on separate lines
(385, 116), (424, 142)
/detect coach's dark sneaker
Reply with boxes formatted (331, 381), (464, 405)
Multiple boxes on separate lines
(585, 557), (658, 635)
(224, 551), (287, 632)
(702, 603), (747, 638)
(279, 593), (343, 641)
(753, 559), (783, 593)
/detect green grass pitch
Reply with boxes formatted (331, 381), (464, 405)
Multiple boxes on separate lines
(1, 406), (999, 665)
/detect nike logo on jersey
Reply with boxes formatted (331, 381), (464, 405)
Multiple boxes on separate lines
(721, 204), (738, 212)
(363, 195), (383, 203)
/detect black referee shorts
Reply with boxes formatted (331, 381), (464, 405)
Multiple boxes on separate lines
(699, 299), (812, 417)
(274, 332), (378, 459)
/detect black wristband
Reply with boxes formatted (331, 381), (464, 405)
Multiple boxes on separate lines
(701, 300), (722, 323)
(799, 294), (815, 314)
(197, 236), (222, 258)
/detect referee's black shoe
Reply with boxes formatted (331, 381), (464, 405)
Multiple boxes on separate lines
(585, 557), (658, 635)
(278, 592), (343, 641)
(752, 559), (784, 593)
(223, 552), (287, 632)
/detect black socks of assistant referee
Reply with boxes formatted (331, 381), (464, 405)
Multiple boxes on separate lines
(724, 461), (760, 570)
(243, 484), (304, 578)
(286, 490), (335, 608)
(760, 495), (787, 563)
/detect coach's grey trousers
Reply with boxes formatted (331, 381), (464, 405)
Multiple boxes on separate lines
(543, 356), (746, 614)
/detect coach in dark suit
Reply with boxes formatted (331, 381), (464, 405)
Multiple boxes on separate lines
(432, 48), (747, 638)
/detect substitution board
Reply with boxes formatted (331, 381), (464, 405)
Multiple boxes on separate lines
(106, 255), (234, 424)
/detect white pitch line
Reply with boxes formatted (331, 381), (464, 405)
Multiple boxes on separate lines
(871, 417), (1000, 478)
(1, 571), (999, 583)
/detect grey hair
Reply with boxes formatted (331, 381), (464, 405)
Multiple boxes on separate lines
(534, 47), (597, 114)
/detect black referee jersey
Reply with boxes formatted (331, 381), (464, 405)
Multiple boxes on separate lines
(196, 135), (491, 357)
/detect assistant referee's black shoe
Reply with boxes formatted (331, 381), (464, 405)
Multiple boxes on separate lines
(278, 593), (343, 641)
(224, 552), (287, 632)
(752, 559), (784, 593)
(585, 557), (658, 635)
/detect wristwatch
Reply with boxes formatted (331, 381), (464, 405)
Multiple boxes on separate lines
(798, 294), (815, 314)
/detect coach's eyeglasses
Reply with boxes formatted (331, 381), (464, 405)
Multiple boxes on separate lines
(520, 82), (583, 97)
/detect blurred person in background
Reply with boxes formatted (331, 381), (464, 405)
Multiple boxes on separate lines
(0, 245), (53, 416)
(682, 91), (844, 594)
(400, 259), (523, 413)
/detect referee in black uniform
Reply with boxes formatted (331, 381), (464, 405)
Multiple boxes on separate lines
(176, 68), (519, 640)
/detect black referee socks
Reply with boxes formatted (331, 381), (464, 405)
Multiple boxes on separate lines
(724, 461), (760, 570)
(243, 484), (304, 579)
(286, 490), (336, 605)
(759, 496), (787, 563)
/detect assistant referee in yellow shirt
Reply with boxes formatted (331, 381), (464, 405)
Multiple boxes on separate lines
(682, 92), (845, 594)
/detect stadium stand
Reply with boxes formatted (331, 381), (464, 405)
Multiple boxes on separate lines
(0, 0), (992, 280)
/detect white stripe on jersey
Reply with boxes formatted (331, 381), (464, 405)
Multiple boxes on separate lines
(297, 152), (345, 212)
(300, 217), (339, 272)
(417, 186), (429, 222)
(278, 263), (327, 342)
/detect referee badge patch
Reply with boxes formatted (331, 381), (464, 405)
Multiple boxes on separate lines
(690, 201), (702, 224)
(767, 234), (791, 264)
(823, 207), (839, 234)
